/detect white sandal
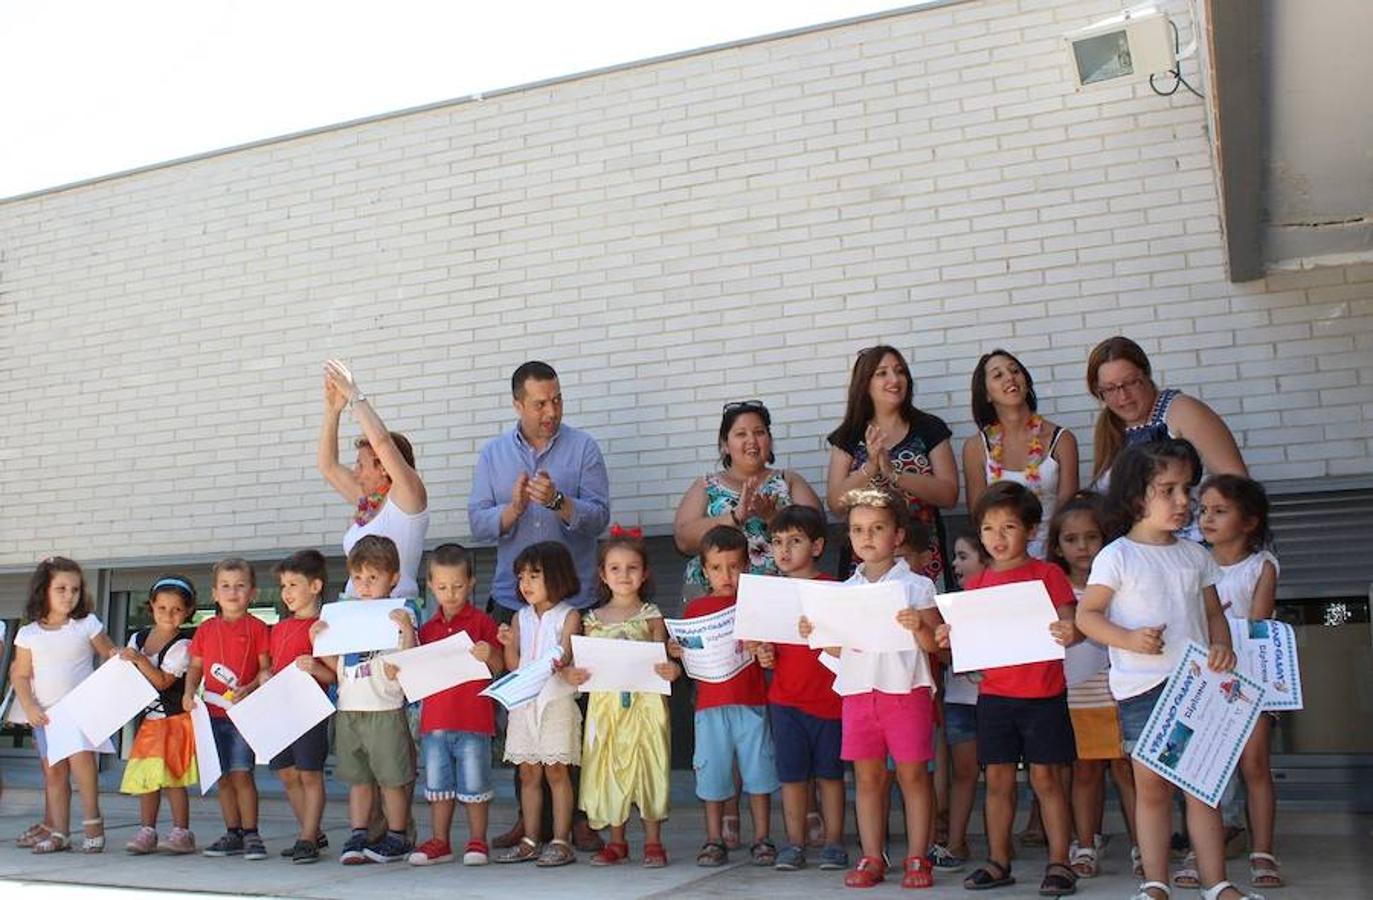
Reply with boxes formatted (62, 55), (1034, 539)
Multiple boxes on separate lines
(32, 831), (70, 854)
(1131, 881), (1170, 900)
(79, 817), (104, 853)
(1173, 850), (1200, 888)
(1069, 844), (1098, 878)
(1202, 881), (1266, 900)
(1249, 852), (1284, 888)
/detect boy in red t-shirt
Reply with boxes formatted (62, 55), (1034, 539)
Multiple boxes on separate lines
(265, 550), (336, 864)
(936, 482), (1079, 895)
(407, 544), (504, 868)
(754, 505), (847, 872)
(669, 525), (779, 868)
(182, 558), (271, 860)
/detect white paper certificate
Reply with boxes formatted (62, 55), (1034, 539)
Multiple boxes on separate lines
(59, 656), (159, 746)
(312, 599), (406, 657)
(570, 635), (671, 695)
(480, 648), (561, 711)
(934, 581), (1064, 673)
(1228, 619), (1303, 711)
(190, 698), (223, 794)
(664, 607), (752, 683)
(387, 631), (493, 702)
(733, 573), (806, 644)
(227, 665), (335, 764)
(1132, 642), (1266, 806)
(801, 581), (915, 652)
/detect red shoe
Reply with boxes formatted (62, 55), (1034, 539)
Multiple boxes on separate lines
(590, 841), (630, 866)
(642, 842), (668, 868)
(462, 840), (489, 866)
(844, 855), (888, 888)
(901, 855), (934, 889)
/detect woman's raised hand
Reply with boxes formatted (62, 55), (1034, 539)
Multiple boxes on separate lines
(324, 359), (361, 404)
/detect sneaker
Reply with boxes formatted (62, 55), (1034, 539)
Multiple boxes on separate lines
(818, 843), (850, 871)
(363, 831), (413, 864)
(242, 832), (267, 861)
(291, 839), (321, 865)
(928, 843), (966, 872)
(125, 826), (158, 855)
(202, 832), (244, 857)
(775, 844), (806, 871)
(282, 832), (328, 857)
(408, 839), (454, 866)
(340, 832), (370, 865)
(463, 839), (490, 866)
(159, 827), (196, 855)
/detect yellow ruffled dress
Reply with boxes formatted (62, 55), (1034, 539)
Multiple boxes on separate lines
(578, 603), (671, 829)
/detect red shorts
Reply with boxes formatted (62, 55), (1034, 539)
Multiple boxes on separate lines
(841, 688), (935, 764)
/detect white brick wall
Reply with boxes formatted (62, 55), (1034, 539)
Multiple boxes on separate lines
(3, 0), (1371, 568)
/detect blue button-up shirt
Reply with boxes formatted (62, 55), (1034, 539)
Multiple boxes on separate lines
(468, 423), (611, 610)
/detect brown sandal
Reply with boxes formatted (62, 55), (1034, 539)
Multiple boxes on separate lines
(536, 838), (576, 867)
(17, 822), (50, 848)
(494, 836), (539, 863)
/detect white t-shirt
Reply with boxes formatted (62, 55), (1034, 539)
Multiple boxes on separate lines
(125, 631), (192, 720)
(1088, 537), (1221, 700)
(1216, 550), (1279, 621)
(831, 559), (937, 697)
(334, 607), (418, 712)
(343, 499), (431, 600)
(14, 615), (104, 710)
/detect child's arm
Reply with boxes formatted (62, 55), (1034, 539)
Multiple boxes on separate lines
(559, 613), (591, 685)
(557, 610), (581, 665)
(1049, 604), (1080, 647)
(1202, 585), (1237, 673)
(471, 635), (505, 678)
(753, 642), (776, 669)
(182, 656), (205, 712)
(294, 654), (337, 684)
(10, 647), (48, 726)
(236, 652), (272, 697)
(498, 619), (520, 670)
(390, 609), (418, 650)
(90, 631), (117, 661)
(1249, 559), (1278, 620)
(797, 615), (841, 658)
(650, 616), (681, 683)
(1076, 585), (1165, 653)
(119, 645), (179, 692)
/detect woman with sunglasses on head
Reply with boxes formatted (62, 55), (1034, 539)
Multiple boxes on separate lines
(963, 349), (1080, 560)
(1087, 337), (1247, 494)
(826, 345), (959, 584)
(674, 400), (824, 591)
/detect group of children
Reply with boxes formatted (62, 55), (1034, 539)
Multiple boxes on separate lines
(8, 437), (1284, 900)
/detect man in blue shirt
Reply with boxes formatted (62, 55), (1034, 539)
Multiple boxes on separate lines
(469, 360), (610, 613)
(468, 360), (610, 852)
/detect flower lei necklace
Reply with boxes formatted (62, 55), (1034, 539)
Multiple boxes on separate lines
(986, 414), (1046, 486)
(354, 481), (391, 527)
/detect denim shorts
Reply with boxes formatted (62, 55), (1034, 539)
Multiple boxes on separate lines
(422, 730), (493, 803)
(1117, 682), (1168, 752)
(210, 715), (256, 773)
(943, 701), (978, 746)
(693, 705), (779, 801)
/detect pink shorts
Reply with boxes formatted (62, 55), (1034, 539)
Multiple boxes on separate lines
(841, 688), (935, 764)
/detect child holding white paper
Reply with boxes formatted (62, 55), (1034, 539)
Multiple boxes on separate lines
(494, 541), (584, 867)
(800, 489), (941, 889)
(671, 526), (778, 869)
(929, 531), (984, 873)
(120, 575), (199, 855)
(1199, 475), (1283, 890)
(934, 482), (1078, 895)
(409, 543), (503, 868)
(563, 527), (678, 867)
(182, 557), (270, 860)
(11, 557), (117, 854)
(1076, 440), (1252, 900)
(265, 550), (336, 864)
(1047, 494), (1139, 881)
(311, 535), (417, 865)
(754, 504), (847, 873)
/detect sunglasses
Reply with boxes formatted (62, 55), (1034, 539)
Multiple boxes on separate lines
(722, 399), (767, 414)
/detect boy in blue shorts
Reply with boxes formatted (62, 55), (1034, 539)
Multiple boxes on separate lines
(669, 525), (779, 868)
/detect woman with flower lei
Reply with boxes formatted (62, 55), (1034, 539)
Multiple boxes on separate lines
(961, 349), (1079, 558)
(317, 359), (430, 598)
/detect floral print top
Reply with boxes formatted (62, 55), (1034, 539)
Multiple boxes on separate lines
(683, 470), (793, 587)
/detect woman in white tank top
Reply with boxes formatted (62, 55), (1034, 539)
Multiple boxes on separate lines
(962, 349), (1080, 558)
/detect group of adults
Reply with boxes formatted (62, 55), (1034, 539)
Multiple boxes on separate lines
(310, 334), (1248, 848)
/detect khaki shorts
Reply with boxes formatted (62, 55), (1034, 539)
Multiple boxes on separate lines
(334, 709), (416, 788)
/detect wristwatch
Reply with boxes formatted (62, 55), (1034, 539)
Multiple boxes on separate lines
(545, 491), (566, 511)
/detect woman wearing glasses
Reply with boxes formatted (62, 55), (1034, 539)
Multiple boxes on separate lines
(1086, 336), (1247, 491)
(826, 345), (960, 583)
(674, 399), (824, 589)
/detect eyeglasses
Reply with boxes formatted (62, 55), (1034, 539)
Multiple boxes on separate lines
(722, 399), (766, 414)
(1097, 376), (1145, 399)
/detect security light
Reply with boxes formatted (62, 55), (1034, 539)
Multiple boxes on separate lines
(1064, 6), (1176, 89)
